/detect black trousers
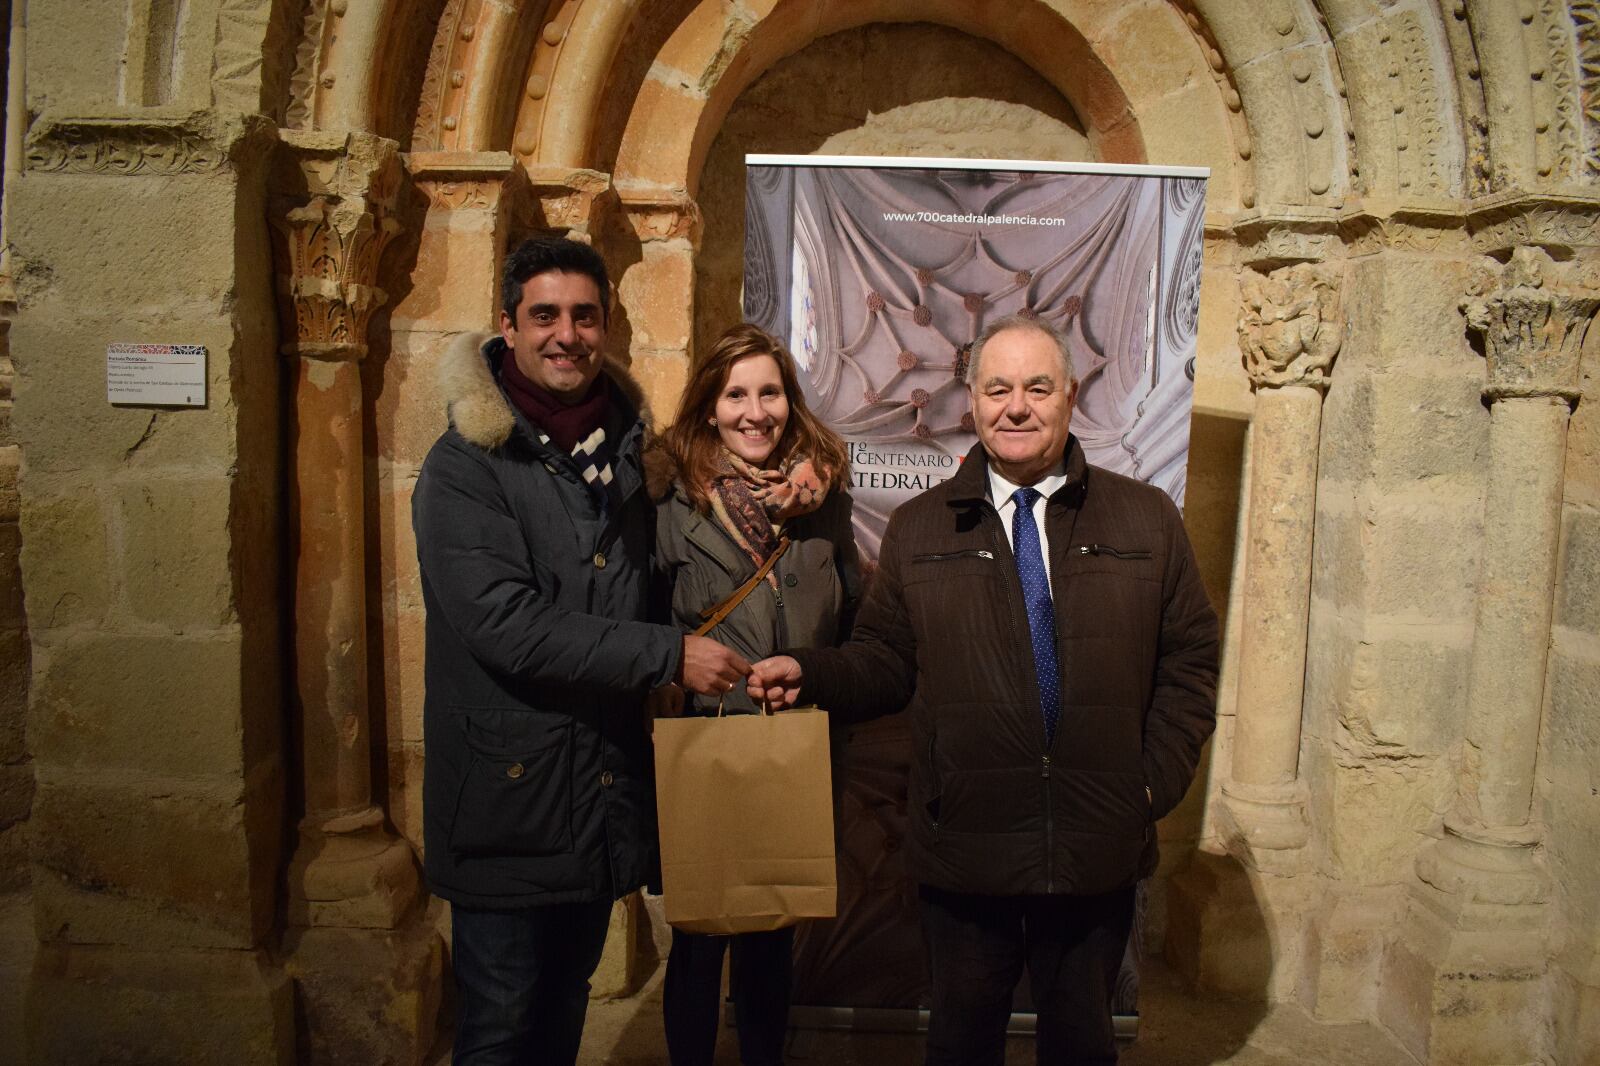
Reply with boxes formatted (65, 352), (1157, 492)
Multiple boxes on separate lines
(662, 925), (794, 1066)
(919, 884), (1136, 1066)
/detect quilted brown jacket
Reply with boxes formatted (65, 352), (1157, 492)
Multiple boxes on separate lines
(791, 436), (1218, 897)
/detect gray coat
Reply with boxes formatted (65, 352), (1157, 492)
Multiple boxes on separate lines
(655, 483), (861, 715)
(413, 333), (681, 908)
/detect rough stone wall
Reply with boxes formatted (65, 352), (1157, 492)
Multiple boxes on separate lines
(6, 0), (296, 1058)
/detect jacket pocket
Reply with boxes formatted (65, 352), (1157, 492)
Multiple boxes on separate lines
(1075, 543), (1152, 560)
(448, 717), (574, 859)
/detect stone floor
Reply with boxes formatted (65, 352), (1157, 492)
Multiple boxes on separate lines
(0, 886), (1416, 1066)
(574, 957), (1420, 1066)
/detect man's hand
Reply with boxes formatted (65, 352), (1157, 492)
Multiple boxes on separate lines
(747, 656), (803, 711)
(678, 635), (752, 697)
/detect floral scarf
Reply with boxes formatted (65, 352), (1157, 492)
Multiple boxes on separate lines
(707, 449), (830, 586)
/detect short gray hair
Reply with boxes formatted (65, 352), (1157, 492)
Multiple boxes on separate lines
(965, 313), (1076, 389)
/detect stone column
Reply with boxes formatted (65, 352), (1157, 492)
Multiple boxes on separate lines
(1220, 262), (1343, 866)
(270, 130), (419, 929)
(1381, 246), (1597, 1065)
(615, 189), (703, 421)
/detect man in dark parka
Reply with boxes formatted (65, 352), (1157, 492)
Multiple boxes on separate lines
(413, 237), (749, 1065)
(750, 315), (1219, 1066)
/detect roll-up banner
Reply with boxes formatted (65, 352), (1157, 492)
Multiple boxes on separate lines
(742, 154), (1209, 1026)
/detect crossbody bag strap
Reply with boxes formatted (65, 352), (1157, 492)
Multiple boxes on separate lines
(692, 536), (791, 637)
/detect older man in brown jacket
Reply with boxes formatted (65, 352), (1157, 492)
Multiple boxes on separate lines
(750, 314), (1218, 1066)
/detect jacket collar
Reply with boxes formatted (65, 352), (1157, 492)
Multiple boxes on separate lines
(437, 331), (653, 453)
(947, 434), (1089, 508)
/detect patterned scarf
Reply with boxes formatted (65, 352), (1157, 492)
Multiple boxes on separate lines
(708, 450), (830, 586)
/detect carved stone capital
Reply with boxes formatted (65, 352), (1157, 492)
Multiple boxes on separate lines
(614, 183), (703, 246)
(408, 150), (520, 213)
(515, 166), (617, 240)
(270, 131), (404, 361)
(1238, 262), (1343, 393)
(1461, 245), (1600, 403)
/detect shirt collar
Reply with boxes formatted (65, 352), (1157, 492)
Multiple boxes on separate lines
(988, 461), (1070, 511)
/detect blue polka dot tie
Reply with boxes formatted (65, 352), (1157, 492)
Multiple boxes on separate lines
(1011, 487), (1060, 745)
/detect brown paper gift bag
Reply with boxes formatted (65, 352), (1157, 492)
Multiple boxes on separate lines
(653, 706), (837, 934)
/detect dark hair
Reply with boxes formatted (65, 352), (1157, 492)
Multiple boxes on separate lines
(500, 236), (611, 326)
(661, 324), (850, 511)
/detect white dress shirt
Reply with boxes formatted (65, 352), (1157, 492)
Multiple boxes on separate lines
(988, 461), (1069, 588)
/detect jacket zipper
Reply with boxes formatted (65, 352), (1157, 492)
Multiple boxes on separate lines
(912, 549), (995, 563)
(1077, 544), (1152, 560)
(986, 510), (1054, 892)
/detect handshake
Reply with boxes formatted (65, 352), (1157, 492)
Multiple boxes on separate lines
(676, 634), (805, 710)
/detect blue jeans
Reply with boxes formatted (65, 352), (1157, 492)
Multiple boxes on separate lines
(450, 899), (614, 1065)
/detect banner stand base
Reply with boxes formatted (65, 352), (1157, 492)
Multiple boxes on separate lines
(734, 1004), (1139, 1042)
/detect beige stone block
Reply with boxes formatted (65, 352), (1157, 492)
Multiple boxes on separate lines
(1087, 3), (1206, 111)
(117, 479), (236, 628)
(388, 222), (501, 332)
(31, 632), (247, 776)
(0, 523), (24, 632)
(1556, 509), (1600, 635)
(382, 606), (427, 745)
(1378, 896), (1552, 1065)
(1565, 346), (1599, 504)
(615, 79), (702, 193)
(1539, 650), (1600, 811)
(10, 316), (239, 478)
(282, 917), (443, 1066)
(377, 475), (424, 614)
(1321, 368), (1488, 488)
(1318, 761), (1448, 884)
(0, 763), (33, 830)
(1163, 851), (1277, 998)
(30, 771), (263, 950)
(25, 943), (293, 1066)
(1339, 256), (1478, 377)
(655, 1), (737, 90)
(0, 630), (28, 763)
(18, 488), (111, 629)
(1192, 262), (1251, 417)
(25, 1), (130, 111)
(387, 741), (426, 853)
(631, 349), (691, 429)
(619, 246), (694, 351)
(1552, 962), (1600, 1066)
(1312, 492), (1481, 621)
(375, 332), (452, 467)
(0, 822), (27, 894)
(12, 174), (238, 311)
(1298, 888), (1402, 1022)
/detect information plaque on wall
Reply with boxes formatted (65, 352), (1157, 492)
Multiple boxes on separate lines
(106, 343), (207, 407)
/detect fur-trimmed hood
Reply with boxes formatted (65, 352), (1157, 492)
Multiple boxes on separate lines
(438, 331), (654, 450)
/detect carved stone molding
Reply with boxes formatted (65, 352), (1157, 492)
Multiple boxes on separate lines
(285, 0), (343, 130)
(1466, 192), (1600, 255)
(527, 166), (616, 239)
(1238, 261), (1344, 393)
(270, 131), (404, 361)
(1231, 207), (1340, 268)
(408, 149), (520, 213)
(23, 112), (268, 176)
(1461, 245), (1600, 403)
(613, 184), (701, 246)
